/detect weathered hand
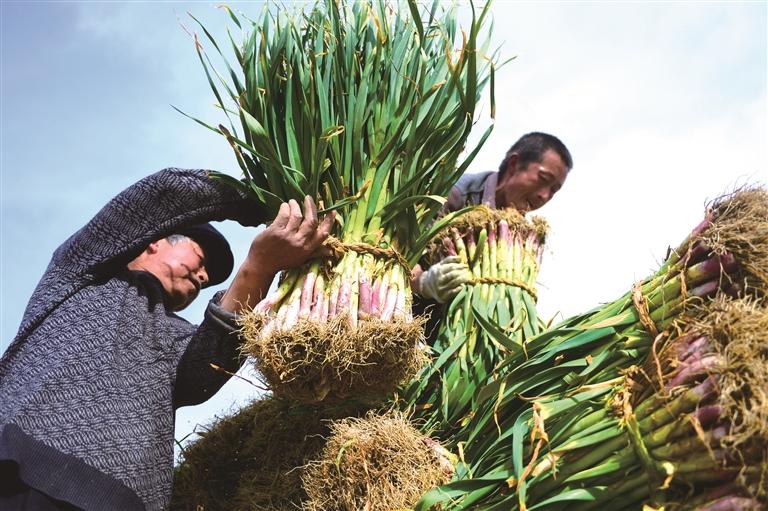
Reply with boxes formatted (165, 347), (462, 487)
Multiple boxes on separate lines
(248, 196), (335, 274)
(416, 255), (472, 303)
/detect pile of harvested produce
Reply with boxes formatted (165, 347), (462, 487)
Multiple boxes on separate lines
(416, 187), (768, 510)
(475, 297), (766, 511)
(187, 0), (495, 402)
(627, 296), (766, 510)
(177, 0), (496, 508)
(171, 397), (361, 511)
(302, 412), (454, 511)
(401, 206), (548, 440)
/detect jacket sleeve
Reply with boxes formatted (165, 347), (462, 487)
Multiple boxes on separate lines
(444, 184), (464, 213)
(15, 168), (266, 343)
(52, 167), (266, 276)
(172, 292), (246, 408)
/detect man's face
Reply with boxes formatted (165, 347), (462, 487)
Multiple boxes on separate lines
(151, 239), (209, 311)
(496, 148), (569, 212)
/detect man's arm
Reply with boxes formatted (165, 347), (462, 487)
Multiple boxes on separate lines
(173, 196), (334, 406)
(220, 195), (333, 314)
(171, 295), (248, 408)
(411, 180), (472, 303)
(444, 184), (464, 214)
(15, 168), (265, 343)
(52, 168), (265, 277)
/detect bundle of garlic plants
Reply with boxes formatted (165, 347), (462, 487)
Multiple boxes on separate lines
(186, 0), (498, 401)
(402, 206), (549, 441)
(416, 188), (768, 510)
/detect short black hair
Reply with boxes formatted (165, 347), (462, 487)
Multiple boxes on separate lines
(498, 132), (573, 178)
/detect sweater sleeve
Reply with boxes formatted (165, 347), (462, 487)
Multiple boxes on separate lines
(172, 292), (246, 408)
(445, 184), (464, 213)
(52, 167), (266, 276)
(14, 168), (266, 344)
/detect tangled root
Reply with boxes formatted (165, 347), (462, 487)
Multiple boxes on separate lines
(693, 297), (768, 502)
(451, 205), (548, 240)
(426, 205), (548, 263)
(171, 397), (363, 511)
(241, 315), (428, 403)
(701, 187), (768, 295)
(301, 411), (453, 511)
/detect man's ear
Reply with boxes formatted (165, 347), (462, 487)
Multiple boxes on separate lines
(505, 153), (519, 175)
(145, 240), (161, 255)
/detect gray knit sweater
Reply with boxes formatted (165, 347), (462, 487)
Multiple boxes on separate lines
(0, 168), (265, 510)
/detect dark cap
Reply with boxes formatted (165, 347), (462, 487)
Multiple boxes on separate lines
(176, 223), (234, 287)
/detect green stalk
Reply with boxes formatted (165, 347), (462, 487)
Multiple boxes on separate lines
(489, 225), (498, 280)
(471, 228), (487, 271)
(453, 228), (469, 264)
(553, 408), (609, 446)
(570, 471), (649, 511)
(365, 183), (388, 243)
(350, 166), (375, 240)
(649, 427), (723, 460)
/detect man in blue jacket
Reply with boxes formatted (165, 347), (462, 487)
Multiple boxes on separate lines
(0, 168), (333, 510)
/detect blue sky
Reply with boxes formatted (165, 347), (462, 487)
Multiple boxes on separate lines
(2, 1), (766, 457)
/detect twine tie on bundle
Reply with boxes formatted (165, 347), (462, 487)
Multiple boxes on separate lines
(321, 236), (411, 271)
(617, 368), (676, 494)
(632, 282), (659, 338)
(471, 276), (538, 302)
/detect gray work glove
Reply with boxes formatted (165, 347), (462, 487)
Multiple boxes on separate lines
(416, 256), (472, 303)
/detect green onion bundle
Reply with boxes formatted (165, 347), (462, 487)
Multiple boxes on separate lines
(401, 206), (548, 440)
(625, 297), (767, 511)
(187, 0), (496, 401)
(476, 297), (767, 511)
(415, 188), (768, 510)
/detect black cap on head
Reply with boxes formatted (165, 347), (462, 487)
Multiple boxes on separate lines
(176, 223), (234, 287)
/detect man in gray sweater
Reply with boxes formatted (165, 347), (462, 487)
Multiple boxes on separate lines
(411, 132), (572, 343)
(0, 168), (333, 510)
(413, 132), (572, 302)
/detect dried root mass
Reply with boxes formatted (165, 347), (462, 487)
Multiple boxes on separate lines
(241, 314), (427, 403)
(698, 188), (768, 295)
(171, 397), (360, 511)
(302, 412), (452, 511)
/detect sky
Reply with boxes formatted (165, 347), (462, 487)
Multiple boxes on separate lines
(1, 1), (766, 461)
